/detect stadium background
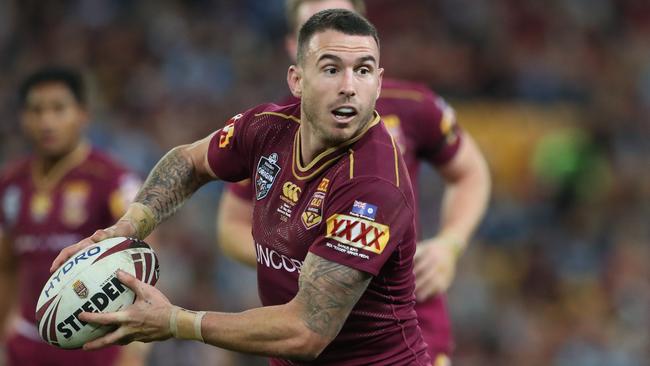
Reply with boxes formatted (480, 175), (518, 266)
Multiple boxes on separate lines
(0, 0), (647, 365)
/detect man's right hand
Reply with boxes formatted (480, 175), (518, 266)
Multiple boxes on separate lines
(49, 218), (137, 273)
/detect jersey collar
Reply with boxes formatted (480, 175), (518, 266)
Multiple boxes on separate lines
(291, 111), (380, 181)
(31, 142), (91, 192)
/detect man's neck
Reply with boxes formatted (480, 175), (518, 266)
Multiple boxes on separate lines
(298, 126), (325, 167)
(36, 142), (85, 175)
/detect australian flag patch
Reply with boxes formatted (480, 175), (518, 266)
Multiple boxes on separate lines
(350, 200), (378, 220)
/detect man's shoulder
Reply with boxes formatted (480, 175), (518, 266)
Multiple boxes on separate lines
(73, 148), (135, 185)
(246, 102), (301, 125)
(379, 78), (439, 104)
(227, 102), (301, 149)
(345, 124), (408, 189)
(0, 157), (30, 185)
(83, 148), (130, 174)
(377, 78), (449, 132)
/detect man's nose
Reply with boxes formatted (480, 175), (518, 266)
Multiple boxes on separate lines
(34, 109), (58, 129)
(338, 69), (356, 98)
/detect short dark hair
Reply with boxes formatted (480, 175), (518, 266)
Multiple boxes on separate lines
(285, 0), (367, 33)
(19, 67), (86, 107)
(296, 8), (379, 64)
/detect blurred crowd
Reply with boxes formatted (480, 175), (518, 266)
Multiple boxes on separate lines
(0, 0), (648, 365)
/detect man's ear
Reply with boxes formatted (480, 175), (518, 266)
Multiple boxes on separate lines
(287, 65), (302, 98)
(377, 67), (384, 100)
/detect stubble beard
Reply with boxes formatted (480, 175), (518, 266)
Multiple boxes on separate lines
(302, 98), (375, 148)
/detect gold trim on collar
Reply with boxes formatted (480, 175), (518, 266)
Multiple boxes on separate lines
(31, 142), (91, 192)
(349, 149), (354, 179)
(293, 111), (380, 174)
(292, 130), (346, 181)
(388, 133), (400, 187)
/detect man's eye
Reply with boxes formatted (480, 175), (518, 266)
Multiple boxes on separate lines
(357, 67), (371, 75)
(324, 67), (337, 75)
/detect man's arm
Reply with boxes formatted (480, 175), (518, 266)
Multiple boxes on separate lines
(216, 189), (256, 267)
(80, 252), (371, 361)
(133, 134), (217, 234)
(51, 133), (218, 271)
(0, 230), (16, 339)
(414, 131), (491, 300)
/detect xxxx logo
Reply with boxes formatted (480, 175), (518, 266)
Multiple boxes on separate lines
(325, 214), (390, 254)
(282, 182), (301, 203)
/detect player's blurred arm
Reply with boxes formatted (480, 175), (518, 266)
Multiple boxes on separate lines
(80, 253), (370, 361)
(0, 230), (17, 339)
(51, 133), (218, 271)
(414, 132), (491, 300)
(216, 190), (256, 267)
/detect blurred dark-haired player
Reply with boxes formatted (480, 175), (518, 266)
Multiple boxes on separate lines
(216, 0), (491, 364)
(0, 67), (144, 366)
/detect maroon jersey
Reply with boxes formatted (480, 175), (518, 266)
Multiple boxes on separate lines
(227, 78), (461, 356)
(0, 144), (139, 364)
(209, 103), (430, 365)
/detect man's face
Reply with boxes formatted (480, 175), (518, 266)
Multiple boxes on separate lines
(286, 0), (357, 62)
(21, 82), (87, 159)
(293, 29), (382, 147)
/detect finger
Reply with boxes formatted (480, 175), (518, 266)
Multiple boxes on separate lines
(83, 326), (130, 351)
(434, 268), (453, 293)
(429, 275), (448, 295)
(413, 258), (430, 278)
(50, 238), (94, 273)
(116, 269), (143, 294)
(414, 268), (439, 301)
(79, 311), (128, 325)
(428, 264), (453, 295)
(413, 247), (424, 261)
(415, 279), (436, 302)
(90, 227), (114, 242)
(414, 252), (440, 278)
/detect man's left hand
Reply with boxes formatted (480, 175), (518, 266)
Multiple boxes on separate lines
(413, 236), (462, 301)
(79, 270), (174, 350)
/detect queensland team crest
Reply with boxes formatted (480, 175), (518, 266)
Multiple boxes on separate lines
(62, 181), (90, 227)
(301, 178), (329, 230)
(255, 153), (281, 200)
(72, 280), (89, 298)
(30, 192), (52, 223)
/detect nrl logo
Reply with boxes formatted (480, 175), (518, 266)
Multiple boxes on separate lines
(72, 280), (89, 299)
(255, 153), (281, 200)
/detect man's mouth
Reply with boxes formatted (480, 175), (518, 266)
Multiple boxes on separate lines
(331, 106), (358, 122)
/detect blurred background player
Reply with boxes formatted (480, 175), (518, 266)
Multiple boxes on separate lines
(0, 67), (145, 366)
(216, 0), (491, 363)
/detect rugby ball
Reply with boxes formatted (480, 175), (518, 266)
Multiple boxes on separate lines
(35, 237), (159, 349)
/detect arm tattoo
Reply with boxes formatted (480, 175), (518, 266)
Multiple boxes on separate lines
(295, 253), (372, 338)
(134, 147), (209, 227)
